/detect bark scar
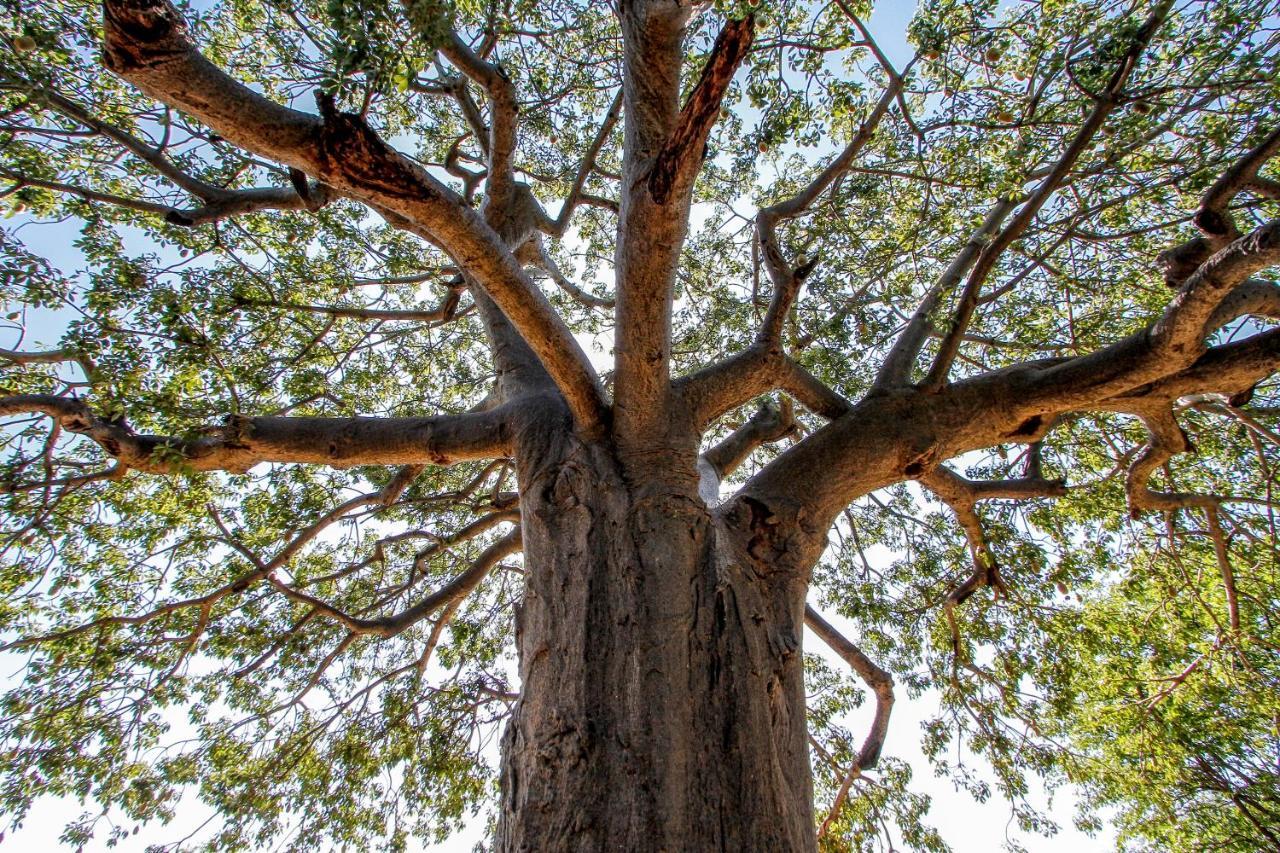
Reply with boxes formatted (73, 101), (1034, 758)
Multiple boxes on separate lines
(102, 0), (189, 73)
(314, 92), (435, 202)
(647, 15), (754, 204)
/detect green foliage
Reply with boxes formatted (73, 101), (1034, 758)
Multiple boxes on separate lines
(0, 0), (1277, 850)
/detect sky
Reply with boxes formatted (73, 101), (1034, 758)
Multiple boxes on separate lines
(0, 1), (1118, 851)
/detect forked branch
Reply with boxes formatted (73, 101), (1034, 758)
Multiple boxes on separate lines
(648, 15), (755, 205)
(101, 0), (606, 430)
(922, 0), (1175, 390)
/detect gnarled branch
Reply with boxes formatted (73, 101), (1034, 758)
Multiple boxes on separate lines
(102, 0), (606, 430)
(0, 394), (514, 473)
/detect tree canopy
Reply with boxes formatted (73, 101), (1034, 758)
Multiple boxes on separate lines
(0, 0), (1278, 850)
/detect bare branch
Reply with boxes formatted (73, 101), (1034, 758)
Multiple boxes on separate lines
(0, 346), (96, 378)
(1028, 219), (1280, 412)
(437, 31), (520, 208)
(235, 289), (465, 323)
(755, 74), (902, 348)
(1124, 406), (1217, 515)
(805, 605), (894, 771)
(31, 84), (224, 198)
(517, 236), (614, 310)
(1206, 508), (1241, 634)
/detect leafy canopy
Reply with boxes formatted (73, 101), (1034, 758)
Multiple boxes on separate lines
(0, 0), (1278, 850)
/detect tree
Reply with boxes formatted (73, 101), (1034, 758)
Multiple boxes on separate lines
(0, 0), (1277, 849)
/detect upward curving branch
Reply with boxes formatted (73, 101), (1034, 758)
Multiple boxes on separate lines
(100, 0), (606, 430)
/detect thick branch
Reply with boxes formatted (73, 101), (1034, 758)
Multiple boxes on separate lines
(102, 0), (605, 430)
(0, 394), (513, 473)
(674, 348), (850, 430)
(1196, 125), (1280, 239)
(612, 0), (698, 449)
(1106, 327), (1280, 408)
(697, 398), (795, 505)
(1027, 219), (1280, 411)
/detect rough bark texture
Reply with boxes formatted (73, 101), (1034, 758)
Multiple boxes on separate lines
(4, 1), (1279, 849)
(496, 400), (818, 851)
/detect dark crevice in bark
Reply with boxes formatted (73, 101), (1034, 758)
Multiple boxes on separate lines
(497, 410), (820, 851)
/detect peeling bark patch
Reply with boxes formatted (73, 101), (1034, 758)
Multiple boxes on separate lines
(103, 0), (189, 73)
(739, 495), (782, 560)
(647, 15), (755, 204)
(313, 93), (435, 202)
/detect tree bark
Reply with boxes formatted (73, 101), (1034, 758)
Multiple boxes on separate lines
(496, 400), (818, 851)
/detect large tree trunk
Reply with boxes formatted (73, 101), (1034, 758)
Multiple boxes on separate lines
(496, 409), (817, 851)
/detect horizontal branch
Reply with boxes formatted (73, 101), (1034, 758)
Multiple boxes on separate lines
(235, 289), (465, 323)
(0, 346), (95, 377)
(674, 346), (851, 430)
(0, 395), (513, 473)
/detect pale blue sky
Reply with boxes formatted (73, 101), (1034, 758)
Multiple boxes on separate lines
(1, 2), (1113, 851)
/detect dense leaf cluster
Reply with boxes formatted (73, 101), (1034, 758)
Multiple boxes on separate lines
(0, 0), (1277, 850)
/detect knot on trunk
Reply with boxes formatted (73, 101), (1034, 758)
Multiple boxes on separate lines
(721, 495), (817, 580)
